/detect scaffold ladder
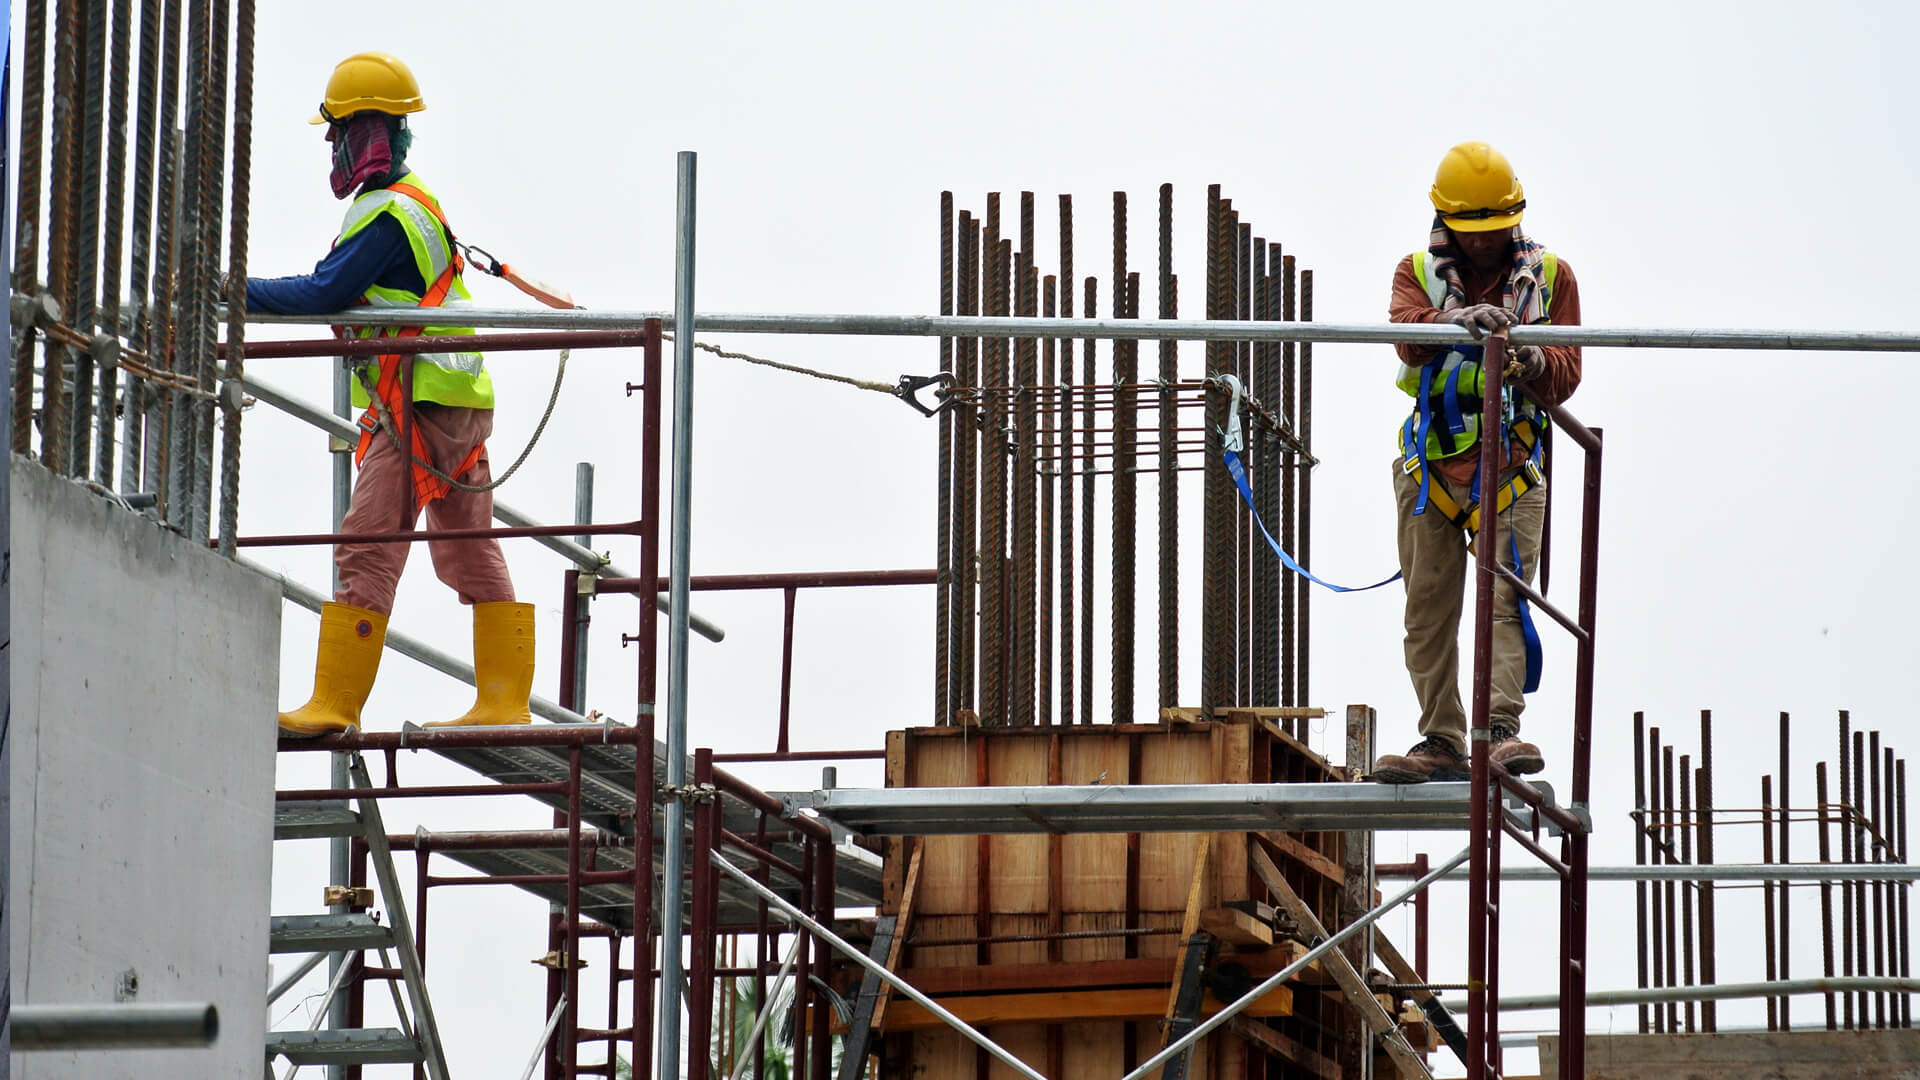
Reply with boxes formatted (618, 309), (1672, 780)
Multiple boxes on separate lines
(267, 754), (450, 1080)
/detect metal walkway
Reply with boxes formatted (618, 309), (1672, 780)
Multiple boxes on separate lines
(406, 723), (884, 928)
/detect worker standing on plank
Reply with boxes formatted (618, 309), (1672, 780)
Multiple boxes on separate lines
(256, 52), (535, 737)
(1369, 141), (1583, 783)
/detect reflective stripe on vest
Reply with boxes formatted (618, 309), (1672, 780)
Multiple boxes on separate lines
(335, 173), (493, 411)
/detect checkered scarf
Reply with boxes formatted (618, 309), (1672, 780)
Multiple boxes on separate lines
(1426, 215), (1548, 325)
(329, 114), (411, 200)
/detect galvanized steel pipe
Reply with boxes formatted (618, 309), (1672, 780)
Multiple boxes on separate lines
(12, 1002), (219, 1050)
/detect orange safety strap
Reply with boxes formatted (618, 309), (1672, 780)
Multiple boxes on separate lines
(351, 183), (484, 506)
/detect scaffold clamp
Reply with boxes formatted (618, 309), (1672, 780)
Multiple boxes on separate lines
(893, 371), (955, 417)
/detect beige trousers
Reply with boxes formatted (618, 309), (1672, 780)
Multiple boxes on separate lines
(1392, 457), (1546, 754)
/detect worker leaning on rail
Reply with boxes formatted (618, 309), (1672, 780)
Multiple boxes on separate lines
(250, 53), (535, 737)
(1370, 142), (1583, 784)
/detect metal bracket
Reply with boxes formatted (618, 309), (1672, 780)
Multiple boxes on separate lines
(531, 950), (590, 972)
(324, 885), (375, 909)
(660, 782), (720, 805)
(575, 572), (599, 597)
(893, 371), (955, 417)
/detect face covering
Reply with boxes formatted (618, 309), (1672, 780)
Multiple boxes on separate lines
(329, 113), (395, 200)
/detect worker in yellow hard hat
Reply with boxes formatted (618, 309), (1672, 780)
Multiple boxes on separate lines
(250, 53), (536, 737)
(1370, 141), (1584, 784)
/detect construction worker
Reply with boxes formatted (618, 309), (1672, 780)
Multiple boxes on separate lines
(1370, 141), (1583, 784)
(255, 53), (535, 737)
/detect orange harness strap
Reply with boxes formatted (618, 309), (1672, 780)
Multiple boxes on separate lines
(351, 184), (486, 507)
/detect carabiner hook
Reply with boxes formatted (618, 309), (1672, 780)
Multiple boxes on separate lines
(894, 371), (956, 417)
(457, 242), (505, 278)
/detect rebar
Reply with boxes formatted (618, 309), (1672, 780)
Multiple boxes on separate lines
(1249, 244), (1273, 707)
(1680, 752), (1696, 1031)
(95, 0), (134, 485)
(1057, 195), (1075, 729)
(216, 0), (252, 556)
(189, 0), (231, 539)
(14, 0), (50, 455)
(1635, 711), (1651, 1033)
(1298, 268), (1314, 707)
(1235, 218), (1252, 706)
(1845, 712), (1858, 1027)
(1110, 193), (1134, 725)
(1876, 736), (1889, 1027)
(120, 0), (162, 495)
(71, 0), (108, 475)
(1040, 274), (1056, 726)
(936, 192), (953, 726)
(1080, 272), (1094, 725)
(1278, 249), (1297, 710)
(1819, 761), (1840, 1029)
(1156, 182), (1176, 710)
(1699, 710), (1718, 1031)
(1857, 727), (1871, 1024)
(44, 0), (81, 473)
(1781, 712), (1793, 1030)
(1899, 760), (1911, 1027)
(955, 212), (978, 717)
(1763, 774), (1778, 1030)
(980, 195), (1006, 727)
(1663, 743), (1680, 1031)
(1012, 192), (1037, 727)
(1200, 185), (1229, 708)
(147, 0), (181, 513)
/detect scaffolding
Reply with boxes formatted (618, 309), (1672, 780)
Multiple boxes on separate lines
(10, 5), (1920, 1076)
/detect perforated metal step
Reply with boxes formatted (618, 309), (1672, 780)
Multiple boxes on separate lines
(269, 913), (395, 955)
(266, 1027), (424, 1065)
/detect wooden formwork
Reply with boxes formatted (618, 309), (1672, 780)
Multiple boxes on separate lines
(865, 710), (1370, 1080)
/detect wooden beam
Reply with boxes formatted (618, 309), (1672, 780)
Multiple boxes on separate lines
(871, 984), (1293, 1033)
(1250, 844), (1434, 1080)
(1257, 717), (1342, 780)
(1165, 834), (1215, 1017)
(1228, 1017), (1341, 1080)
(868, 844), (922, 1034)
(899, 957), (1178, 996)
(1201, 907), (1274, 947)
(1257, 830), (1346, 887)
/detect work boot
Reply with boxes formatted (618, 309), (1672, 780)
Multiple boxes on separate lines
(427, 601), (536, 727)
(1490, 722), (1545, 775)
(1369, 736), (1470, 784)
(278, 603), (387, 738)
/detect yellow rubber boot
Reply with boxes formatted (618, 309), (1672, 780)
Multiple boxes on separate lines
(427, 601), (536, 727)
(278, 603), (387, 738)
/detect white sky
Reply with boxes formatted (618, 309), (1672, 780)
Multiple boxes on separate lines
(16, 0), (1920, 1075)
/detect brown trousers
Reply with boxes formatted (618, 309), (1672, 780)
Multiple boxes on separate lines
(1392, 457), (1545, 754)
(335, 403), (516, 616)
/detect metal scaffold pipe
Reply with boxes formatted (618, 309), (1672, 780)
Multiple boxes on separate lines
(247, 308), (1920, 352)
(657, 147), (697, 1080)
(1500, 977), (1920, 1013)
(12, 1003), (219, 1051)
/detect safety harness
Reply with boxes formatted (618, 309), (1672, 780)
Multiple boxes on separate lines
(351, 180), (485, 507)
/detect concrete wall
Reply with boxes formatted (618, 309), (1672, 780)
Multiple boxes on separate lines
(10, 456), (279, 1078)
(1539, 1029), (1920, 1079)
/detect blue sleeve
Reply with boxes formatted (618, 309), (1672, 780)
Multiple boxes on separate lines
(245, 214), (415, 315)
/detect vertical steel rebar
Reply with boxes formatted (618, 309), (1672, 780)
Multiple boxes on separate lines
(1634, 711), (1651, 1033)
(69, 0), (107, 476)
(1247, 245), (1271, 706)
(1857, 728), (1871, 1025)
(1780, 711), (1793, 1030)
(1278, 251), (1297, 711)
(13, 0), (50, 455)
(1012, 192), (1037, 727)
(936, 192), (954, 727)
(980, 195), (1006, 727)
(190, 0), (231, 540)
(120, 0), (163, 495)
(1298, 268), (1314, 708)
(955, 212), (978, 718)
(1156, 182), (1177, 710)
(1819, 761), (1839, 1029)
(1844, 712), (1857, 1027)
(1763, 774), (1779, 1030)
(1234, 219), (1252, 706)
(1040, 274), (1056, 726)
(1057, 196), (1075, 728)
(1679, 753), (1696, 1032)
(96, 0), (134, 486)
(167, 0), (207, 530)
(1079, 272), (1095, 725)
(42, 0), (82, 473)
(1875, 735), (1889, 1028)
(147, 0), (181, 513)
(1899, 759), (1911, 1027)
(1663, 743), (1679, 1032)
(1110, 192), (1135, 725)
(1697, 710), (1717, 1031)
(1647, 725), (1666, 1032)
(1200, 185), (1230, 709)
(216, 0), (253, 555)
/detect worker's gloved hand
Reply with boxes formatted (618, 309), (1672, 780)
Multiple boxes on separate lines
(1508, 344), (1548, 383)
(1445, 304), (1513, 340)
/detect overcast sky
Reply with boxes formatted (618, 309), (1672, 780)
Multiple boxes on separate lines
(18, 0), (1920, 1075)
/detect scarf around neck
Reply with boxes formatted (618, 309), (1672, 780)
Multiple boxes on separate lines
(330, 114), (411, 199)
(1425, 215), (1548, 326)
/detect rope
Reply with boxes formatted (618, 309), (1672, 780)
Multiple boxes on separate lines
(370, 348), (568, 493)
(666, 333), (896, 395)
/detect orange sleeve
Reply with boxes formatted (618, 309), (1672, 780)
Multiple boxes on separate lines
(1389, 254), (1449, 369)
(1523, 256), (1582, 407)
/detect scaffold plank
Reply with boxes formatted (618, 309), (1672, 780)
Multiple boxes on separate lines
(784, 781), (1482, 836)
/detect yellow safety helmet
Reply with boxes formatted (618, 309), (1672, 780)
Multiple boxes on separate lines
(1429, 141), (1525, 232)
(310, 52), (425, 125)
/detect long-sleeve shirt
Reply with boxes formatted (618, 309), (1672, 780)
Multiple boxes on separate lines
(1388, 251), (1583, 485)
(246, 213), (422, 316)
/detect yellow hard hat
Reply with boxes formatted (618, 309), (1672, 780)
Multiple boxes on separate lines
(1429, 141), (1525, 232)
(310, 52), (425, 125)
